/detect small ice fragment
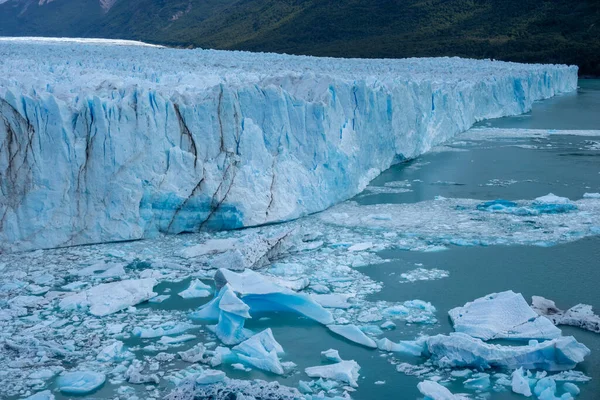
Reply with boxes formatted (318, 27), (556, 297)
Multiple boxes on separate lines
(417, 380), (468, 400)
(305, 360), (360, 387)
(327, 324), (377, 348)
(23, 390), (55, 400)
(321, 349), (342, 363)
(196, 369), (226, 385)
(312, 293), (354, 309)
(380, 321), (396, 330)
(348, 242), (373, 252)
(56, 371), (106, 394)
(511, 367), (532, 397)
(178, 279), (212, 299)
(96, 341), (133, 362)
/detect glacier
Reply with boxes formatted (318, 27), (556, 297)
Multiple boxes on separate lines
(0, 38), (578, 252)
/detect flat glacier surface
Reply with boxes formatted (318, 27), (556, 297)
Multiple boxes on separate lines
(0, 37), (578, 252)
(0, 79), (599, 400)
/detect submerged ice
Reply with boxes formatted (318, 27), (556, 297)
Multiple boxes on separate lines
(0, 39), (578, 252)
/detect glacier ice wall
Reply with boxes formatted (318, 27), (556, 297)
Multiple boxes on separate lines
(0, 38), (578, 252)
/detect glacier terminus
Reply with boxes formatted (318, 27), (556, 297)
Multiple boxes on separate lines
(0, 38), (578, 252)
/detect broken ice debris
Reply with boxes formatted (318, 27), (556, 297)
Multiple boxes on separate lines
(511, 367), (532, 397)
(321, 349), (343, 363)
(327, 324), (377, 348)
(178, 279), (212, 298)
(305, 360), (361, 387)
(96, 340), (133, 362)
(417, 380), (468, 400)
(56, 371), (106, 395)
(59, 278), (157, 316)
(231, 329), (285, 375)
(449, 291), (562, 341)
(532, 296), (600, 333)
(23, 391), (55, 400)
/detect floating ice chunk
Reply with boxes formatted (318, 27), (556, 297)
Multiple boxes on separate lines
(305, 360), (360, 387)
(449, 291), (562, 340)
(312, 293), (354, 309)
(23, 390), (55, 400)
(191, 284), (252, 345)
(56, 371), (106, 395)
(96, 341), (133, 362)
(148, 294), (171, 303)
(376, 337), (425, 356)
(531, 296), (600, 333)
(562, 382), (580, 396)
(264, 275), (310, 291)
(348, 242), (373, 252)
(214, 269), (333, 324)
(464, 373), (491, 390)
(423, 333), (590, 371)
(327, 324), (377, 348)
(399, 268), (449, 283)
(178, 344), (209, 363)
(380, 321), (396, 330)
(511, 367), (532, 397)
(534, 193), (571, 205)
(321, 349), (342, 363)
(196, 370), (226, 385)
(583, 192), (600, 199)
(551, 371), (591, 382)
(59, 278), (157, 316)
(125, 360), (160, 384)
(132, 321), (194, 338)
(231, 329), (285, 374)
(178, 279), (212, 299)
(159, 334), (197, 345)
(417, 380), (468, 400)
(382, 300), (437, 324)
(179, 239), (238, 258)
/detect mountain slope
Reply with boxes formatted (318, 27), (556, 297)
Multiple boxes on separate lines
(1, 0), (599, 75)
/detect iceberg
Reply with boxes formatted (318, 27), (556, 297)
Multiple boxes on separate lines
(417, 380), (468, 400)
(511, 367), (533, 397)
(212, 268), (333, 324)
(56, 371), (106, 395)
(0, 39), (578, 252)
(449, 291), (562, 341)
(305, 360), (361, 387)
(58, 278), (157, 316)
(231, 328), (285, 375)
(178, 279), (212, 299)
(327, 324), (377, 348)
(421, 333), (590, 371)
(532, 296), (600, 334)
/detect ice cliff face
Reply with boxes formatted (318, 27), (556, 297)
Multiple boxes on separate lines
(0, 38), (578, 252)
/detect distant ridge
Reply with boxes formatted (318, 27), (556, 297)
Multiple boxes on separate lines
(0, 0), (599, 76)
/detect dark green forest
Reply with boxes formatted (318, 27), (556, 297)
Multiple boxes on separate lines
(1, 0), (599, 75)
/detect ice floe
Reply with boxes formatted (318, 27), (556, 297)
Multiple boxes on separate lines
(305, 360), (361, 387)
(59, 278), (157, 316)
(449, 291), (562, 341)
(418, 380), (468, 400)
(327, 324), (377, 348)
(532, 296), (600, 334)
(178, 279), (212, 298)
(56, 371), (106, 394)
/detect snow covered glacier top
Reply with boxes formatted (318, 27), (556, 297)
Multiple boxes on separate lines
(0, 38), (578, 252)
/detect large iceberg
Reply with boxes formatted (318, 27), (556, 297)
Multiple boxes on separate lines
(449, 291), (562, 341)
(408, 333), (590, 372)
(0, 38), (578, 252)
